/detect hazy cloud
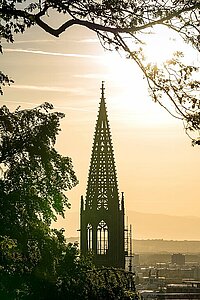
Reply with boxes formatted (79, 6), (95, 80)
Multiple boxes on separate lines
(3, 40), (54, 44)
(3, 100), (93, 112)
(78, 38), (99, 43)
(10, 84), (86, 94)
(2, 100), (44, 107)
(73, 73), (110, 79)
(4, 48), (102, 59)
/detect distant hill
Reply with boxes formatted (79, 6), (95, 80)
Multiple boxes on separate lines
(66, 237), (200, 254)
(133, 239), (200, 254)
(54, 210), (200, 241)
(128, 211), (200, 241)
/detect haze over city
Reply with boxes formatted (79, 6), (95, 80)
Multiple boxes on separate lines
(2, 18), (200, 240)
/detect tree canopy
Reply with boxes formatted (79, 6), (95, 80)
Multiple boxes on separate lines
(0, 102), (78, 245)
(0, 102), (74, 298)
(1, 0), (200, 143)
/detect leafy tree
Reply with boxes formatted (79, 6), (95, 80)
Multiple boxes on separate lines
(0, 230), (64, 299)
(1, 0), (200, 143)
(56, 246), (139, 300)
(0, 102), (78, 297)
(0, 235), (139, 299)
(0, 102), (78, 238)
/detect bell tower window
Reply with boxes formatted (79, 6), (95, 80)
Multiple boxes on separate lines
(87, 223), (93, 250)
(97, 220), (108, 255)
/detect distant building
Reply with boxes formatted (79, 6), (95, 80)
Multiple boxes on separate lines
(171, 253), (185, 265)
(140, 281), (200, 299)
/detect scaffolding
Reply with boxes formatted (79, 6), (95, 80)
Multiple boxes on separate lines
(124, 218), (133, 272)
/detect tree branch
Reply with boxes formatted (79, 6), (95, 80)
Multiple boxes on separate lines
(1, 3), (200, 39)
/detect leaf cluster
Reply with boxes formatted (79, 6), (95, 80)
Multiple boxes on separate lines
(0, 71), (14, 95)
(0, 0), (37, 44)
(0, 103), (80, 298)
(0, 103), (78, 234)
(0, 235), (139, 299)
(0, 103), (79, 282)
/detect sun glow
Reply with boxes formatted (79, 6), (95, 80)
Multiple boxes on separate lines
(97, 25), (192, 127)
(142, 26), (181, 65)
(102, 52), (175, 127)
(101, 26), (183, 91)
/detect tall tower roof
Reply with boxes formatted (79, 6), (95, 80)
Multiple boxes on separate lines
(81, 82), (125, 269)
(85, 82), (119, 210)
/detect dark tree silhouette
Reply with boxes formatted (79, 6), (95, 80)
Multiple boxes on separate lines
(0, 102), (78, 269)
(0, 102), (80, 298)
(1, 0), (200, 143)
(0, 102), (78, 235)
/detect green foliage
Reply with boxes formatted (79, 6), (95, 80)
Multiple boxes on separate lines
(0, 71), (14, 95)
(0, 0), (36, 43)
(0, 235), (139, 299)
(57, 254), (139, 300)
(0, 102), (78, 298)
(0, 233), (76, 300)
(0, 103), (78, 234)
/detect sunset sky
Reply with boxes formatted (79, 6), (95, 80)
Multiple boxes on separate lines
(2, 18), (200, 239)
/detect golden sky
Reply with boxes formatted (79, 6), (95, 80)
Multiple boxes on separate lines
(2, 22), (200, 239)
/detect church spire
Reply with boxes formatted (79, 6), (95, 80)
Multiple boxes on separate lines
(80, 82), (125, 269)
(85, 81), (119, 211)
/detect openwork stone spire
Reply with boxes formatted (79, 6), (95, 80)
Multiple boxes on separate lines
(80, 82), (125, 269)
(85, 81), (119, 210)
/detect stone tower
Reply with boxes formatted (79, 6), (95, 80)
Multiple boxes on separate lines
(80, 82), (125, 268)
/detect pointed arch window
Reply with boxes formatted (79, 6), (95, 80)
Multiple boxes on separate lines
(97, 220), (108, 254)
(87, 224), (93, 250)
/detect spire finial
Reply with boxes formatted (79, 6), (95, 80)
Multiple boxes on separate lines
(101, 81), (105, 99)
